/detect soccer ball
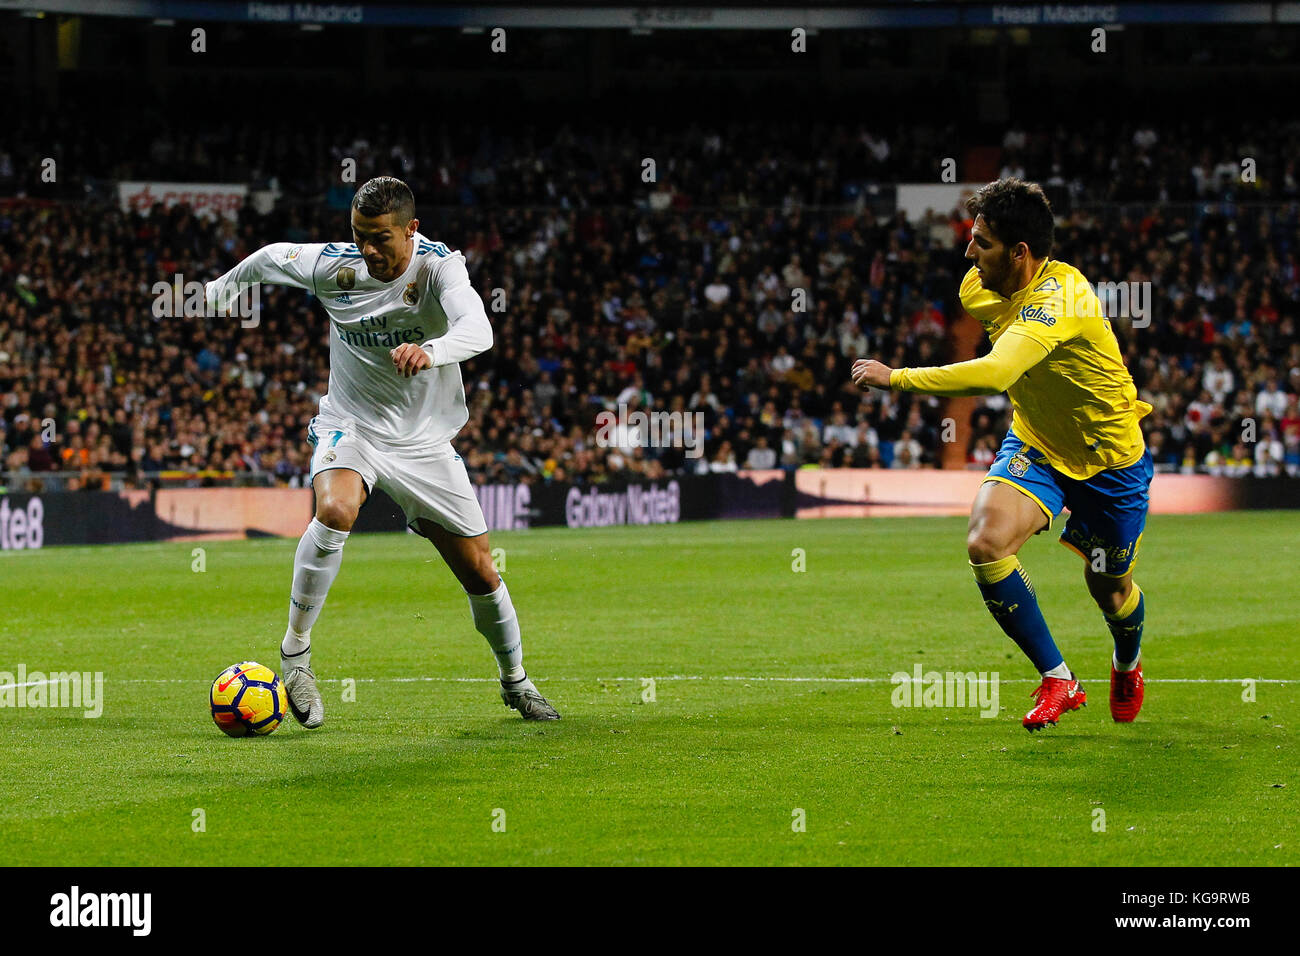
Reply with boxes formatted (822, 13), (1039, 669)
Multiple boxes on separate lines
(210, 662), (289, 737)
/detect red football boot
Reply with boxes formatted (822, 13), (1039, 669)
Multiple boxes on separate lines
(1110, 660), (1144, 722)
(1023, 673), (1087, 732)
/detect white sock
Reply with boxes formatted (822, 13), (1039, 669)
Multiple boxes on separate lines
(281, 628), (312, 671)
(1113, 652), (1141, 672)
(466, 577), (525, 683)
(283, 518), (349, 669)
(1043, 662), (1073, 680)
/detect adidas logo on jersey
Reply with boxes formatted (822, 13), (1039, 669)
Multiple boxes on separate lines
(334, 293), (352, 304)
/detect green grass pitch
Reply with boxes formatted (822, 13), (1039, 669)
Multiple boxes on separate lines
(1, 512), (1295, 866)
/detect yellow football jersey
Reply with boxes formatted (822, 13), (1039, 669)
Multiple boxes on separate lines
(959, 259), (1151, 480)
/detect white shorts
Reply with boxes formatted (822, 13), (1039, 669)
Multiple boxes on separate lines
(307, 414), (488, 537)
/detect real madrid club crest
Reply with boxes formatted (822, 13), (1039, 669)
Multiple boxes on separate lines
(1008, 453), (1030, 478)
(403, 282), (419, 306)
(338, 267), (356, 290)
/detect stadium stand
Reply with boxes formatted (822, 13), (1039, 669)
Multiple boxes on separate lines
(2, 120), (1298, 490)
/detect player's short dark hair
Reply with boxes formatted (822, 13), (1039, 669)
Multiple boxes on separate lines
(352, 177), (415, 224)
(965, 178), (1054, 258)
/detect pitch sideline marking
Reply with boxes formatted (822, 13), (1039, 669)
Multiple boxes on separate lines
(3, 676), (1293, 689)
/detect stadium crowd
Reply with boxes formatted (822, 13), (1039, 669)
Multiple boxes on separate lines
(1, 118), (1299, 490)
(5, 115), (1299, 206)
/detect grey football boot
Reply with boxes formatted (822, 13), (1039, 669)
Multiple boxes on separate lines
(281, 657), (325, 729)
(500, 676), (561, 720)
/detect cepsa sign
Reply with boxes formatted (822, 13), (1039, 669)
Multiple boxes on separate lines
(118, 182), (249, 221)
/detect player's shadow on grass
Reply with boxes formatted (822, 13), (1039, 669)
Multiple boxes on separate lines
(245, 715), (586, 745)
(1001, 735), (1254, 804)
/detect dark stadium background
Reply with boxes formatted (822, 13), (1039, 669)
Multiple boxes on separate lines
(1, 1), (1297, 504)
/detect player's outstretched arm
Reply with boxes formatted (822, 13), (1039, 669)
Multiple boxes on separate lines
(204, 242), (318, 315)
(852, 331), (1048, 397)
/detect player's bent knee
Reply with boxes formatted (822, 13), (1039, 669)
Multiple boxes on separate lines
(1086, 573), (1130, 615)
(967, 529), (1013, 565)
(464, 569), (500, 596)
(1092, 590), (1127, 616)
(315, 498), (359, 532)
(470, 559), (501, 595)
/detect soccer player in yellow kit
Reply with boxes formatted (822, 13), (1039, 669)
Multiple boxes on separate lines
(852, 179), (1152, 731)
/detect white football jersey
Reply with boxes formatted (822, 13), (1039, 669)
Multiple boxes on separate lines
(205, 233), (492, 449)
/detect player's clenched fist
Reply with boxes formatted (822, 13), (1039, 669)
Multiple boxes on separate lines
(391, 342), (434, 377)
(852, 358), (893, 390)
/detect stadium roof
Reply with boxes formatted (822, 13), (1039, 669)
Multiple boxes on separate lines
(0, 1), (1290, 29)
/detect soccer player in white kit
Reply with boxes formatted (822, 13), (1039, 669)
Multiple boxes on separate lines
(205, 177), (560, 724)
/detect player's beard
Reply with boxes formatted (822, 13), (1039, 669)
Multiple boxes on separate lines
(978, 254), (1014, 297)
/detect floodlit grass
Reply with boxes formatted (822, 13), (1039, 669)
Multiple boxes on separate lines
(1, 513), (1294, 865)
